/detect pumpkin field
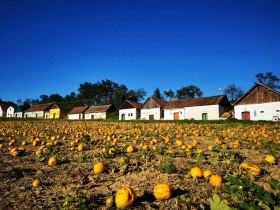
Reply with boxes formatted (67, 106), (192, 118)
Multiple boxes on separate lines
(0, 120), (280, 209)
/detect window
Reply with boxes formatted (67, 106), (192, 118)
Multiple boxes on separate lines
(260, 111), (264, 113)
(131, 113), (133, 116)
(254, 110), (257, 117)
(276, 110), (280, 112)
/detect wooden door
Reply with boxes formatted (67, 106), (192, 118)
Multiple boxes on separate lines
(91, 115), (95, 120)
(121, 114), (125, 120)
(149, 115), (154, 120)
(173, 112), (179, 120)
(202, 113), (208, 120)
(242, 111), (250, 120)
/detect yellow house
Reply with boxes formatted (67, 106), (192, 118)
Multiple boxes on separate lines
(50, 103), (67, 119)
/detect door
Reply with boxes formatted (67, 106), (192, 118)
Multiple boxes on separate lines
(173, 112), (179, 120)
(91, 115), (95, 120)
(121, 114), (125, 120)
(242, 111), (250, 120)
(149, 115), (154, 120)
(202, 113), (208, 120)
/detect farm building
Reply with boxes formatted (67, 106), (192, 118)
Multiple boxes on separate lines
(118, 100), (143, 120)
(234, 83), (280, 121)
(84, 104), (113, 120)
(163, 95), (232, 120)
(24, 103), (54, 118)
(140, 97), (166, 120)
(6, 105), (18, 118)
(14, 103), (31, 118)
(49, 103), (68, 119)
(0, 103), (10, 117)
(68, 106), (89, 120)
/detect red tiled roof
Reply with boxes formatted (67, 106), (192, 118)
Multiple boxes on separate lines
(127, 100), (143, 109)
(163, 95), (226, 109)
(150, 97), (166, 107)
(84, 104), (112, 114)
(25, 103), (54, 112)
(68, 106), (89, 114)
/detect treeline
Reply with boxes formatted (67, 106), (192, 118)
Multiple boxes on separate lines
(1, 72), (279, 110)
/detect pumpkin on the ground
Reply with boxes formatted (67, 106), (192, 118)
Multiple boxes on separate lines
(115, 186), (136, 209)
(153, 183), (172, 200)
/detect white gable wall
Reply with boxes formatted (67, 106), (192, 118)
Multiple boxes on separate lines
(184, 105), (220, 120)
(164, 108), (185, 120)
(234, 102), (280, 121)
(7, 106), (15, 117)
(0, 107), (5, 117)
(85, 112), (106, 120)
(119, 108), (138, 120)
(14, 112), (23, 118)
(141, 108), (161, 120)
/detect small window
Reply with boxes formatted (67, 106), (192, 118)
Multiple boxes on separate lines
(254, 110), (257, 117)
(276, 110), (280, 112)
(131, 113), (133, 116)
(260, 111), (264, 113)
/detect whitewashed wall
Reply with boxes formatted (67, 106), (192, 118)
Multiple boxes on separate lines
(119, 108), (138, 120)
(0, 107), (5, 117)
(184, 105), (220, 120)
(163, 108), (185, 120)
(14, 112), (23, 118)
(68, 114), (84, 120)
(85, 112), (106, 120)
(6, 106), (15, 117)
(234, 102), (280, 121)
(141, 108), (161, 120)
(25, 111), (45, 118)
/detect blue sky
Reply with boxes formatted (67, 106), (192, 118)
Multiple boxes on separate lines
(1, 0), (280, 103)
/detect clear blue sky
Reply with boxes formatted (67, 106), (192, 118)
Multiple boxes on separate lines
(1, 0), (280, 103)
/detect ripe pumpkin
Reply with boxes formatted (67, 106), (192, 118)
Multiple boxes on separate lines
(239, 162), (250, 170)
(77, 143), (85, 151)
(48, 156), (58, 166)
(209, 174), (223, 187)
(32, 179), (41, 188)
(115, 186), (136, 209)
(203, 169), (213, 180)
(248, 165), (261, 176)
(126, 145), (134, 153)
(106, 195), (114, 208)
(93, 162), (106, 174)
(190, 166), (203, 179)
(264, 154), (276, 164)
(153, 183), (172, 200)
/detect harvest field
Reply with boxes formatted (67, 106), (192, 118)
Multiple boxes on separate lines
(0, 120), (280, 209)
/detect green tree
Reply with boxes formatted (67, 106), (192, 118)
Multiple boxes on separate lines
(48, 94), (63, 102)
(256, 72), (280, 90)
(163, 89), (175, 101)
(152, 87), (162, 98)
(127, 88), (147, 102)
(224, 84), (244, 103)
(176, 85), (203, 99)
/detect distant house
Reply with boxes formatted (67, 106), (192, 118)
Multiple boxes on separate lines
(14, 103), (31, 118)
(49, 103), (67, 119)
(163, 95), (232, 120)
(24, 103), (54, 118)
(0, 103), (10, 117)
(68, 106), (89, 120)
(140, 97), (166, 120)
(234, 83), (280, 121)
(6, 105), (18, 118)
(84, 104), (113, 120)
(118, 100), (143, 120)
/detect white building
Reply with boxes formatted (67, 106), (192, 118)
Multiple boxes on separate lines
(118, 100), (142, 120)
(163, 95), (232, 120)
(140, 97), (166, 120)
(68, 106), (89, 120)
(84, 104), (112, 120)
(6, 105), (16, 118)
(234, 83), (280, 121)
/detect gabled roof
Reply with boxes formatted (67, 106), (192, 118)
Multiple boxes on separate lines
(0, 103), (10, 112)
(119, 100), (143, 110)
(163, 95), (230, 109)
(68, 106), (89, 114)
(23, 103), (54, 112)
(85, 104), (112, 114)
(234, 82), (280, 105)
(142, 97), (166, 108)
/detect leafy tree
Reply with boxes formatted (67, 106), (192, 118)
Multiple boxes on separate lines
(40, 95), (49, 103)
(176, 85), (203, 99)
(48, 94), (63, 102)
(163, 89), (175, 101)
(224, 84), (244, 103)
(256, 72), (280, 90)
(152, 87), (162, 98)
(127, 88), (147, 102)
(112, 84), (128, 108)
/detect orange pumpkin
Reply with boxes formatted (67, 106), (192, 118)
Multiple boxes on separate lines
(115, 186), (136, 209)
(153, 183), (172, 200)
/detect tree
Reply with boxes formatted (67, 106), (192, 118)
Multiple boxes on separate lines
(127, 88), (147, 102)
(48, 94), (63, 102)
(256, 72), (280, 90)
(112, 84), (128, 108)
(152, 87), (162, 98)
(176, 85), (203, 99)
(224, 83), (244, 103)
(163, 89), (175, 101)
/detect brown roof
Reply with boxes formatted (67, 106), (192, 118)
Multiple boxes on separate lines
(163, 95), (228, 109)
(68, 106), (89, 114)
(25, 103), (54, 112)
(150, 97), (166, 107)
(127, 100), (142, 109)
(0, 103), (11, 111)
(84, 104), (112, 114)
